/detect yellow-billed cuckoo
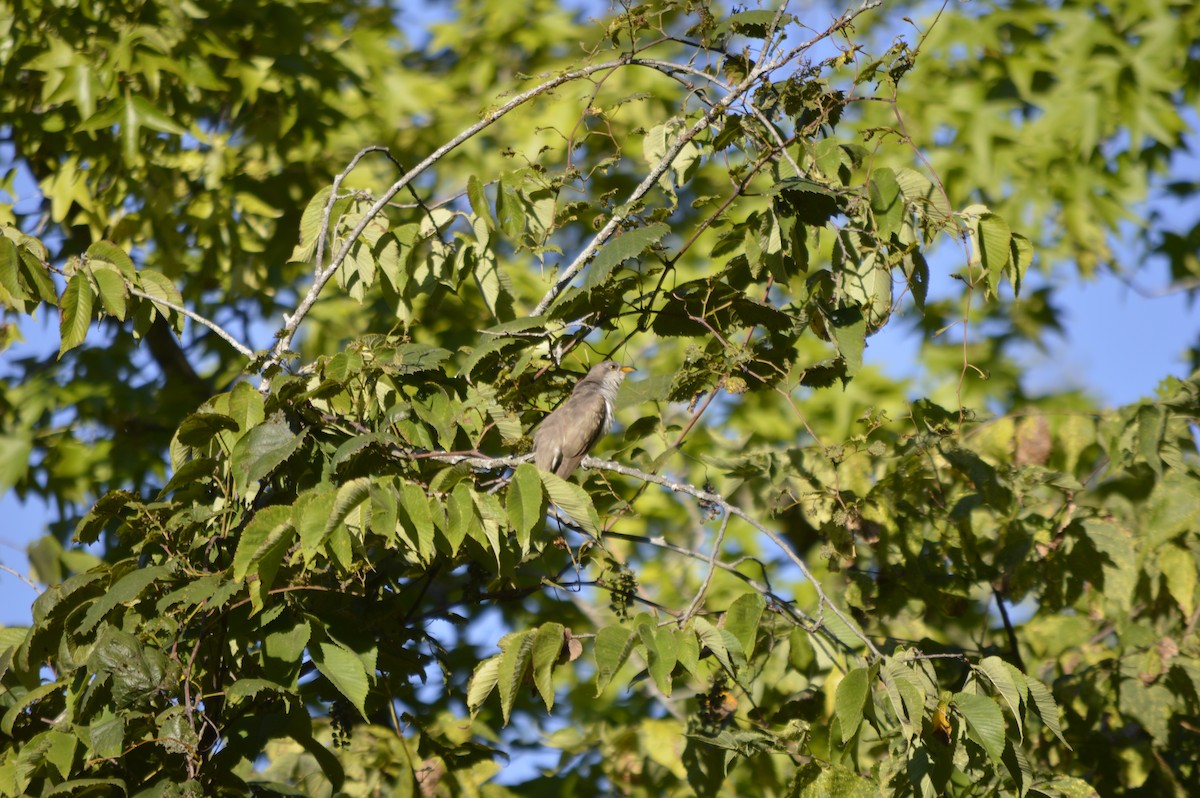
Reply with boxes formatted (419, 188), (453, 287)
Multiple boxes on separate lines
(533, 360), (635, 479)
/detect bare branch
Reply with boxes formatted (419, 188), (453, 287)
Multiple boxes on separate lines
(264, 60), (640, 373)
(583, 455), (882, 659)
(382, 443), (880, 659)
(126, 287), (255, 361)
(532, 2), (884, 315)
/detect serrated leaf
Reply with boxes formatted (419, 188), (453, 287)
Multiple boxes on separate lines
(1026, 675), (1070, 748)
(882, 658), (925, 735)
(507, 463), (544, 555)
(89, 265), (129, 320)
(293, 186), (334, 263)
(978, 656), (1026, 740)
(467, 655), (502, 716)
(1160, 543), (1196, 617)
(79, 564), (172, 634)
(532, 623), (565, 712)
(231, 420), (305, 495)
(175, 412), (240, 447)
(954, 691), (1006, 765)
(227, 677), (297, 704)
(328, 477), (370, 536)
(398, 481), (437, 560)
(135, 269), (185, 332)
(723, 592), (765, 661)
(691, 616), (743, 673)
(583, 222), (670, 292)
(835, 667), (870, 743)
(638, 622), (678, 697)
(975, 213), (1012, 296)
(895, 167), (952, 227)
(594, 625), (636, 696)
(868, 167), (902, 238)
(467, 174), (493, 229)
(86, 240), (136, 279)
(232, 505), (293, 582)
(58, 272), (94, 357)
(0, 237), (30, 306)
(538, 470), (602, 535)
(497, 628), (536, 725)
(311, 638), (370, 718)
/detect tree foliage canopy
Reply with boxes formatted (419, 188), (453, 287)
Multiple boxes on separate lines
(1, 0), (1199, 796)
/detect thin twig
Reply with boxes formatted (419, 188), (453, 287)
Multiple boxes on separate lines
(383, 444), (880, 658)
(681, 511), (732, 623)
(0, 562), (40, 592)
(266, 60), (646, 372)
(127, 287), (255, 360)
(584, 455), (883, 658)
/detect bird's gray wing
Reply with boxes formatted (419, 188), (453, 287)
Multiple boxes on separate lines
(533, 390), (608, 478)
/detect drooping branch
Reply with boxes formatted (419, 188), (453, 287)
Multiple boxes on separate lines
(531, 0), (885, 315)
(383, 443), (881, 660)
(583, 456), (883, 659)
(264, 59), (643, 374)
(127, 287), (255, 361)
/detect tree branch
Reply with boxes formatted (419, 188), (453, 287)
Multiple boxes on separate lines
(127, 287), (255, 361)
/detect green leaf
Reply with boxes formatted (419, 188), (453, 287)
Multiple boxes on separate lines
(974, 212), (1013, 296)
(723, 592), (765, 661)
(467, 655), (501, 716)
(79, 563), (172, 634)
(895, 167), (952, 227)
(89, 264), (128, 320)
(398, 481), (438, 560)
(977, 656), (1027, 741)
(1026, 675), (1071, 749)
(0, 237), (30, 306)
(231, 420), (305, 495)
(835, 667), (871, 743)
(58, 272), (94, 357)
(89, 625), (178, 708)
(2, 679), (66, 736)
(497, 628), (536, 725)
(953, 691), (1006, 765)
(583, 222), (670, 291)
(86, 240), (136, 279)
(1160, 543), (1196, 617)
(638, 621), (678, 697)
(311, 638), (370, 718)
(175, 412), (240, 447)
(232, 505), (293, 582)
(129, 94), (187, 135)
(227, 677), (297, 704)
(135, 268), (185, 332)
(691, 616), (743, 673)
(329, 477), (370, 536)
(828, 307), (866, 379)
(594, 624), (636, 696)
(868, 167), (903, 237)
(538, 470), (602, 535)
(292, 186), (334, 263)
(532, 623), (565, 712)
(467, 174), (493, 229)
(675, 627), (700, 677)
(507, 463), (544, 555)
(881, 658), (925, 735)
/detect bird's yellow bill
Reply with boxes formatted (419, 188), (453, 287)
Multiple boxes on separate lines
(620, 366), (636, 373)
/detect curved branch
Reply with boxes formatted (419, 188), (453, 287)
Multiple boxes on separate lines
(584, 455), (882, 659)
(127, 287), (255, 361)
(382, 443), (879, 659)
(265, 60), (639, 372)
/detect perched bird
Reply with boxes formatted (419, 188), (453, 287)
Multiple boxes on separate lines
(533, 361), (635, 479)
